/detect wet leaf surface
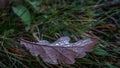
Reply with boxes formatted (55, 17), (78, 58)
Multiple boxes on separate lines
(20, 37), (98, 64)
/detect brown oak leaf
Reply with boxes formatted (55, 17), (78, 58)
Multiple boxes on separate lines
(20, 36), (98, 64)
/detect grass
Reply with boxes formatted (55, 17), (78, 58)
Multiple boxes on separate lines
(0, 0), (120, 68)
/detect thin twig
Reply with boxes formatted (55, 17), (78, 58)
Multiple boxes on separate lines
(93, 0), (120, 9)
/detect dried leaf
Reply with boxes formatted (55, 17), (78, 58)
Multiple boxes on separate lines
(0, 0), (20, 9)
(6, 46), (24, 57)
(0, 0), (9, 9)
(20, 36), (98, 64)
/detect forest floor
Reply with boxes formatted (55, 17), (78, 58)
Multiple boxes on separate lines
(0, 0), (120, 68)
